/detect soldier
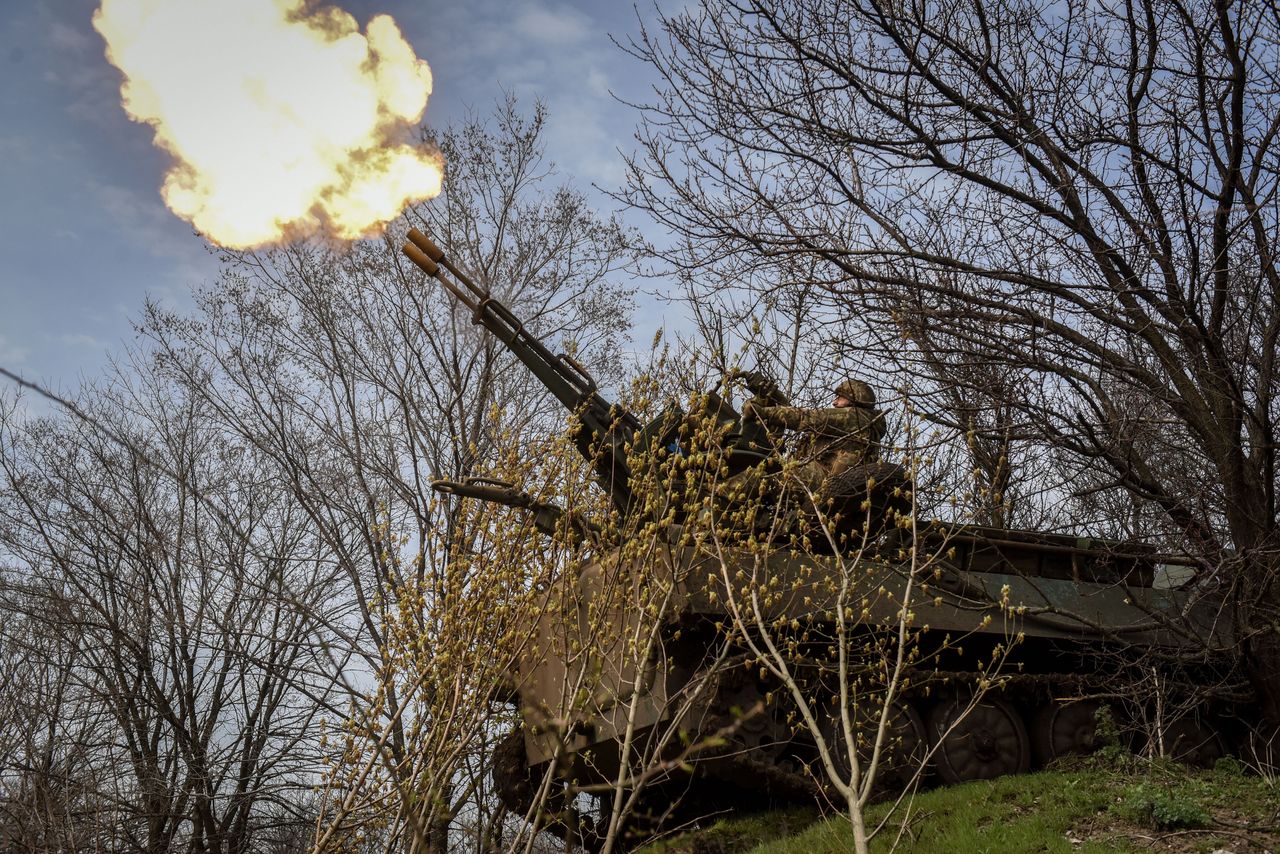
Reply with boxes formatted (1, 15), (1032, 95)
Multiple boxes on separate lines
(742, 378), (886, 496)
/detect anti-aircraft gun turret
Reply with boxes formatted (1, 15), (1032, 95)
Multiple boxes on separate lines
(402, 231), (1249, 848)
(404, 227), (780, 525)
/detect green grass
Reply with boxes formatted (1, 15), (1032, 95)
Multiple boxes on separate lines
(641, 759), (1279, 853)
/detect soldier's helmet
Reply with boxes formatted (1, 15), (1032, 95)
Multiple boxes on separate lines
(834, 378), (876, 408)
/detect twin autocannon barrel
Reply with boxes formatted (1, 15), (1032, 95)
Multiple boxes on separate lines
(402, 228), (638, 511)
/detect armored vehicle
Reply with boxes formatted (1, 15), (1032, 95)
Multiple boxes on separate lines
(403, 230), (1246, 842)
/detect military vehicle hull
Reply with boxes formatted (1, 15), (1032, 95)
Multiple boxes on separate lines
(497, 525), (1243, 825)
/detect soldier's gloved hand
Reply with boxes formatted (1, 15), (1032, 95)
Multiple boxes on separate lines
(739, 370), (778, 397)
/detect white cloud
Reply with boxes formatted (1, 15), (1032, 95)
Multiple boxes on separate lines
(0, 334), (30, 367)
(49, 19), (93, 53)
(35, 6), (132, 134)
(585, 67), (610, 98)
(513, 4), (591, 45)
(87, 180), (218, 289)
(90, 182), (175, 244)
(0, 135), (33, 160)
(56, 332), (109, 350)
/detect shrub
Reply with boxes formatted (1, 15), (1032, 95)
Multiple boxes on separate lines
(1114, 783), (1210, 831)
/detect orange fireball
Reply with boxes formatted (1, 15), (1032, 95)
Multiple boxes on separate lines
(93, 0), (443, 248)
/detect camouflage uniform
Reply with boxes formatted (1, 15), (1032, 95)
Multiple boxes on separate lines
(751, 397), (885, 493)
(726, 377), (885, 500)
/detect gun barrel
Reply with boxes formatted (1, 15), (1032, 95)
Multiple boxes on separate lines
(432, 479), (599, 543)
(403, 229), (602, 406)
(406, 230), (490, 305)
(404, 243), (442, 280)
(432, 478), (531, 508)
(405, 229), (638, 513)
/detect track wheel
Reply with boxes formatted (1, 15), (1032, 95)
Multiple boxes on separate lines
(492, 728), (536, 816)
(1157, 716), (1227, 767)
(822, 699), (927, 791)
(1031, 700), (1102, 766)
(720, 679), (788, 759)
(930, 697), (1031, 784)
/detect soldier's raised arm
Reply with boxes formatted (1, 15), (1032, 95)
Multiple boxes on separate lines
(745, 378), (885, 447)
(748, 402), (810, 431)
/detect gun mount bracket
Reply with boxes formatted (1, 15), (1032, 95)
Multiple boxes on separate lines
(558, 354), (598, 395)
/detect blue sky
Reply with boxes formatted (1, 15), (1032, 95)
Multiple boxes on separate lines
(0, 1), (668, 395)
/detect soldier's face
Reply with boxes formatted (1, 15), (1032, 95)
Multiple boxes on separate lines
(834, 394), (854, 408)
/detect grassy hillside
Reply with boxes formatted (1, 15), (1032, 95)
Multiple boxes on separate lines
(640, 757), (1278, 853)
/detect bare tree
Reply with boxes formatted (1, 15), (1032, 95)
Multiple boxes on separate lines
(140, 98), (635, 851)
(0, 364), (341, 853)
(621, 0), (1280, 721)
(0, 581), (118, 852)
